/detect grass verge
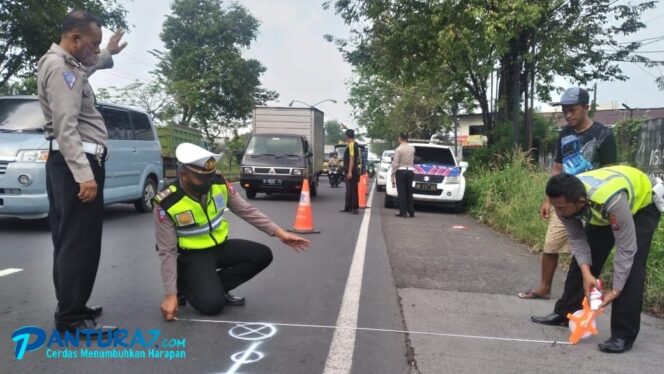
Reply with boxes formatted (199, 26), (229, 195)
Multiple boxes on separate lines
(465, 149), (664, 316)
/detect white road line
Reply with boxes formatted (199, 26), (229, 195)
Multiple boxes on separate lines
(176, 317), (571, 345)
(323, 184), (375, 374)
(0, 268), (23, 278)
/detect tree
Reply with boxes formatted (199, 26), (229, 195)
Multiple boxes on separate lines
(218, 130), (251, 170)
(0, 75), (37, 95)
(324, 119), (344, 144)
(326, 0), (658, 149)
(96, 80), (175, 123)
(0, 1), (128, 86)
(152, 0), (277, 147)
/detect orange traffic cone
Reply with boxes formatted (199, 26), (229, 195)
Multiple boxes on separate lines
(364, 172), (370, 195)
(358, 173), (368, 208)
(289, 178), (320, 234)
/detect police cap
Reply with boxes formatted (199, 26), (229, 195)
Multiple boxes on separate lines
(176, 143), (221, 175)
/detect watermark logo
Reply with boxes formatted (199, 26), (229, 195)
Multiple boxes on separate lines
(11, 326), (187, 361)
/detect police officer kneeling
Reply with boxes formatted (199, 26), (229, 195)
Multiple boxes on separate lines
(154, 143), (311, 320)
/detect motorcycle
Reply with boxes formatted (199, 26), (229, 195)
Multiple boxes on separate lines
(328, 166), (341, 188)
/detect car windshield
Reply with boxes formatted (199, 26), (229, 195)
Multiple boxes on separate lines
(0, 99), (45, 132)
(245, 135), (303, 156)
(414, 147), (456, 166)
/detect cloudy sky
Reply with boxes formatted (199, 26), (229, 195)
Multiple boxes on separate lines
(90, 0), (664, 128)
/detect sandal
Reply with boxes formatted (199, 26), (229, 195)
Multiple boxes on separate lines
(517, 290), (550, 300)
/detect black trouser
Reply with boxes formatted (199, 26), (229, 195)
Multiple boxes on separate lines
(344, 167), (360, 211)
(47, 151), (105, 323)
(177, 239), (273, 315)
(396, 170), (415, 216)
(554, 203), (660, 342)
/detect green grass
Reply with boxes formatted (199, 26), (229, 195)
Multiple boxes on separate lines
(465, 149), (664, 315)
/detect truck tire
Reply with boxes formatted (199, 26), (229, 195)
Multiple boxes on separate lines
(135, 177), (157, 213)
(246, 188), (257, 200)
(310, 176), (318, 197)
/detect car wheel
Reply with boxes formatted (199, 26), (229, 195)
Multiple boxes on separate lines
(134, 177), (157, 213)
(453, 201), (465, 213)
(377, 185), (384, 192)
(246, 188), (257, 200)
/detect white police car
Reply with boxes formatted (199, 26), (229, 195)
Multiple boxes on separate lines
(384, 142), (468, 211)
(376, 150), (394, 191)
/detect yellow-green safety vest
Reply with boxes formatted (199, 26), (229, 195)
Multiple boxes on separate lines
(577, 165), (652, 226)
(154, 177), (230, 250)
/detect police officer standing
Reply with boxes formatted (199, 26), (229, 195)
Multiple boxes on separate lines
(340, 129), (361, 214)
(38, 10), (127, 336)
(532, 166), (660, 353)
(391, 132), (416, 218)
(155, 143), (310, 320)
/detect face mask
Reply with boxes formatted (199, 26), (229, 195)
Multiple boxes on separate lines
(190, 180), (212, 195)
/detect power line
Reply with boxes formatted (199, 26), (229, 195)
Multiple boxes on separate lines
(616, 35), (664, 44)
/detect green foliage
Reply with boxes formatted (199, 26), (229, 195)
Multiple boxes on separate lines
(466, 148), (664, 313)
(466, 148), (549, 250)
(465, 112), (558, 166)
(0, 1), (128, 85)
(612, 119), (642, 164)
(96, 80), (175, 123)
(327, 0), (657, 145)
(0, 75), (37, 95)
(325, 119), (345, 145)
(153, 0), (277, 146)
(218, 131), (250, 169)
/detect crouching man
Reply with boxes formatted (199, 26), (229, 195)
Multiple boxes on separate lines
(154, 143), (310, 320)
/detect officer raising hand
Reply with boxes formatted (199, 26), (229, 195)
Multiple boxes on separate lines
(154, 143), (310, 321)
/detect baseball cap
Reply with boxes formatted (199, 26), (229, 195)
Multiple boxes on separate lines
(551, 87), (590, 106)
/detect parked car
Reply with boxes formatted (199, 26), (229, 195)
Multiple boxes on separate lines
(376, 150), (394, 191)
(384, 142), (468, 211)
(0, 96), (164, 219)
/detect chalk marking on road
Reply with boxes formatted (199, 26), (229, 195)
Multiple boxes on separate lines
(176, 317), (571, 346)
(221, 341), (264, 374)
(323, 180), (375, 374)
(0, 268), (23, 278)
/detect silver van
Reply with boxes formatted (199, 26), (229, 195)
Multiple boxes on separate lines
(0, 96), (163, 219)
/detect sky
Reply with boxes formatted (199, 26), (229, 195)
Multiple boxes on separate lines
(89, 0), (664, 129)
(91, 0), (355, 128)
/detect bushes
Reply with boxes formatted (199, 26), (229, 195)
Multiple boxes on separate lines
(465, 148), (550, 250)
(465, 149), (664, 314)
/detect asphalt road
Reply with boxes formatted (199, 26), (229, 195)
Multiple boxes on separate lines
(3, 178), (663, 374)
(0, 179), (408, 374)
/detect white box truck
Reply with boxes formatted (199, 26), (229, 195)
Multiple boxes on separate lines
(239, 106), (325, 199)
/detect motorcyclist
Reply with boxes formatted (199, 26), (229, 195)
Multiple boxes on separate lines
(328, 152), (340, 187)
(328, 152), (339, 168)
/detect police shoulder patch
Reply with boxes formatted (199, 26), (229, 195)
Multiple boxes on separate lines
(154, 186), (175, 204)
(62, 71), (77, 90)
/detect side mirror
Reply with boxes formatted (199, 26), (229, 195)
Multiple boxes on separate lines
(235, 152), (243, 164)
(459, 161), (469, 169)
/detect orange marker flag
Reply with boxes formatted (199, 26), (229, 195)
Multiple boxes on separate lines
(567, 297), (603, 344)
